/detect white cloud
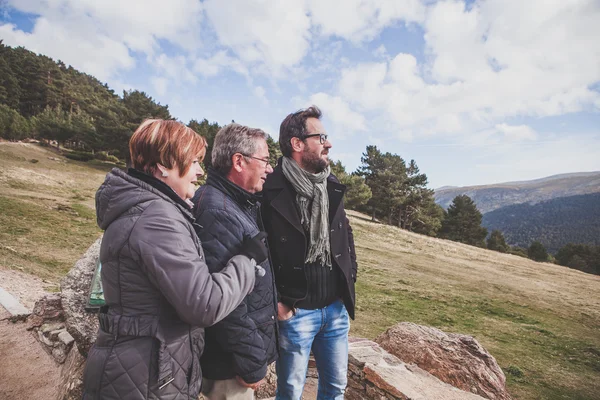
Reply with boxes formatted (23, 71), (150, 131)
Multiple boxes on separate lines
(339, 63), (388, 110)
(150, 77), (169, 97)
(2, 0), (203, 82)
(494, 124), (537, 141)
(308, 0), (426, 42)
(309, 92), (368, 136)
(153, 54), (197, 85)
(333, 0), (600, 142)
(253, 86), (268, 104)
(193, 50), (250, 78)
(0, 19), (135, 83)
(203, 0), (311, 74)
(373, 44), (388, 59)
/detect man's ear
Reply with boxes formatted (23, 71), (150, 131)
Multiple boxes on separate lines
(290, 137), (304, 153)
(232, 153), (245, 172)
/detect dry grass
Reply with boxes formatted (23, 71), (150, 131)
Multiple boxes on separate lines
(348, 210), (600, 400)
(1, 143), (599, 399)
(0, 143), (108, 283)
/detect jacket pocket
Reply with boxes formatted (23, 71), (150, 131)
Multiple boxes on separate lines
(248, 303), (277, 328)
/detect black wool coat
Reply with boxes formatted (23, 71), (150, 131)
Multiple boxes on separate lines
(261, 162), (357, 319)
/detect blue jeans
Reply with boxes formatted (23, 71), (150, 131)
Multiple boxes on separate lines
(275, 299), (350, 400)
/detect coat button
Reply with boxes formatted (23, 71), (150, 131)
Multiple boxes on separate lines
(280, 236), (287, 243)
(338, 222), (343, 229)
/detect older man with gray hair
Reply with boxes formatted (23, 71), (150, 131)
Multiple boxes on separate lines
(192, 123), (278, 399)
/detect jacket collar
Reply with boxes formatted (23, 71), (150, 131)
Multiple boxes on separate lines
(206, 168), (259, 208)
(127, 168), (193, 212)
(263, 158), (346, 232)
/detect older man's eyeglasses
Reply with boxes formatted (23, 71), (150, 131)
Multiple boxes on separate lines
(303, 133), (328, 144)
(241, 154), (272, 168)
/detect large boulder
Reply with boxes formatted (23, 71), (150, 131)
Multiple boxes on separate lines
(346, 338), (486, 400)
(375, 322), (510, 400)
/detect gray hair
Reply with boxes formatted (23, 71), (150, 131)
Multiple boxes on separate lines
(212, 123), (268, 174)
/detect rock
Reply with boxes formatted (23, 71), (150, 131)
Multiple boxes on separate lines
(375, 322), (510, 400)
(58, 330), (75, 347)
(41, 322), (65, 334)
(27, 294), (63, 330)
(52, 346), (69, 364)
(255, 363), (277, 399)
(60, 238), (102, 356)
(56, 343), (86, 400)
(48, 329), (64, 341)
(348, 338), (485, 400)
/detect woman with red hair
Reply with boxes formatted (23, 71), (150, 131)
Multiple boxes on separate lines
(83, 119), (267, 400)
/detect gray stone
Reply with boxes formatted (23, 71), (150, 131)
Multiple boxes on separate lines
(41, 323), (65, 334)
(52, 346), (68, 364)
(56, 343), (86, 400)
(0, 286), (30, 316)
(38, 330), (54, 347)
(348, 339), (485, 400)
(49, 329), (64, 341)
(58, 330), (75, 347)
(60, 238), (101, 356)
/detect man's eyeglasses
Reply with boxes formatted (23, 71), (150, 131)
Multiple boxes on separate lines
(302, 133), (328, 144)
(241, 154), (272, 168)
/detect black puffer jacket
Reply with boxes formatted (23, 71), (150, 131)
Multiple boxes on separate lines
(82, 168), (256, 400)
(192, 171), (278, 384)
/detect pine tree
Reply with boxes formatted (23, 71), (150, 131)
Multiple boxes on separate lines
(439, 195), (488, 247)
(330, 160), (372, 210)
(487, 230), (509, 253)
(528, 241), (548, 262)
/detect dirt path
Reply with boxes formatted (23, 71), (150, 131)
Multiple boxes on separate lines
(0, 268), (60, 400)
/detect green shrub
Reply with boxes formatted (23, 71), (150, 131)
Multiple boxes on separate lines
(94, 151), (120, 163)
(65, 151), (94, 161)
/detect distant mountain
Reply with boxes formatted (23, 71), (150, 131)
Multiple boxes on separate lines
(481, 192), (600, 253)
(434, 172), (600, 213)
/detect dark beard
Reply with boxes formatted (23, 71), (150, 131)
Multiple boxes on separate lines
(301, 149), (328, 173)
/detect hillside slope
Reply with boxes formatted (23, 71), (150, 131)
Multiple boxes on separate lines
(434, 171), (600, 213)
(482, 193), (600, 253)
(1, 143), (599, 400)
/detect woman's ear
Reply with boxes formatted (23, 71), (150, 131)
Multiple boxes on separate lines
(156, 164), (169, 178)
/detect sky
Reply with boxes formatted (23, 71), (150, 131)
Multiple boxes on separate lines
(1, 0), (599, 188)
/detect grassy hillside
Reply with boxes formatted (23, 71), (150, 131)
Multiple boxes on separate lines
(434, 172), (600, 213)
(0, 142), (107, 284)
(1, 143), (599, 399)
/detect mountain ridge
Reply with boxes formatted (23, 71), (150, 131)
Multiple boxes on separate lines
(434, 171), (600, 213)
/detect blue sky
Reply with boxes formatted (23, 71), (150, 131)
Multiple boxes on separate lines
(1, 0), (599, 188)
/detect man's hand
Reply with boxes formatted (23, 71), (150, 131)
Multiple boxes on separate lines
(277, 302), (294, 321)
(236, 376), (264, 390)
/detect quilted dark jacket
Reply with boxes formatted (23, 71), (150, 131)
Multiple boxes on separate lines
(192, 170), (278, 384)
(82, 168), (256, 400)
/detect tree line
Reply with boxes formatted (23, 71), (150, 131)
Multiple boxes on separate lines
(2, 42), (597, 275)
(437, 194), (599, 275)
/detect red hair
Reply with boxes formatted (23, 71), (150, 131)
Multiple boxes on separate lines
(129, 119), (207, 177)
